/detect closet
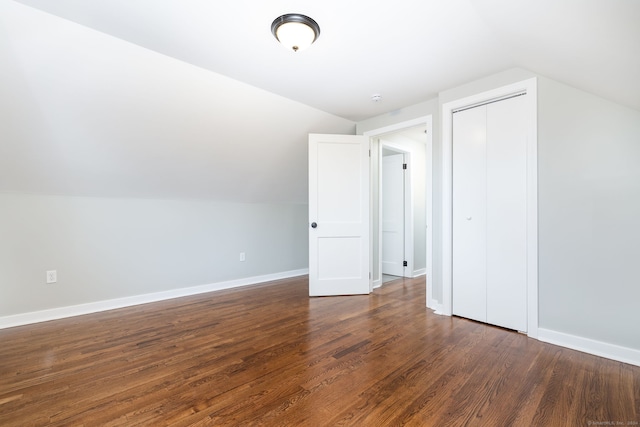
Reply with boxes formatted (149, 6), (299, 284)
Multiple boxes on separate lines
(452, 94), (528, 332)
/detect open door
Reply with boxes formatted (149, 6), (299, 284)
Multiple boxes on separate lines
(308, 134), (370, 296)
(381, 152), (405, 277)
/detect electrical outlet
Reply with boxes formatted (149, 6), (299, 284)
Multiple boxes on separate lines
(46, 270), (57, 284)
(239, 252), (246, 262)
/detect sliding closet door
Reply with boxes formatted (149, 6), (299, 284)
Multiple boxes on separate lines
(452, 95), (528, 332)
(452, 105), (487, 324)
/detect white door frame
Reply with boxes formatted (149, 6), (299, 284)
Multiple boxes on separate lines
(441, 78), (538, 338)
(380, 146), (411, 280)
(363, 115), (433, 305)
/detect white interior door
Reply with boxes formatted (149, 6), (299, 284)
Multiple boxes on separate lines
(308, 134), (370, 296)
(382, 153), (405, 277)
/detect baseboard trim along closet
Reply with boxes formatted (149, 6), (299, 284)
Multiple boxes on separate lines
(0, 269), (309, 330)
(538, 328), (640, 367)
(412, 268), (427, 278)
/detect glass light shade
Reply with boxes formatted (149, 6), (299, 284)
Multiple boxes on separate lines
(271, 14), (320, 53)
(276, 22), (316, 52)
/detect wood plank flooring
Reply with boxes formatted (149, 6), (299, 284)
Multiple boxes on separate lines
(1, 276), (638, 426)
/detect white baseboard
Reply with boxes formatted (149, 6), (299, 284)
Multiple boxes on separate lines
(538, 328), (640, 367)
(432, 304), (447, 316)
(0, 269), (309, 330)
(426, 296), (445, 315)
(412, 268), (427, 278)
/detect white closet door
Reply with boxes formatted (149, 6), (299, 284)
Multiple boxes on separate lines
(452, 95), (528, 332)
(452, 105), (487, 323)
(486, 96), (528, 331)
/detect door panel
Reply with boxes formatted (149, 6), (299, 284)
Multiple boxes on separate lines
(382, 153), (404, 276)
(309, 134), (370, 296)
(452, 106), (488, 323)
(486, 96), (528, 331)
(317, 142), (362, 222)
(318, 237), (362, 279)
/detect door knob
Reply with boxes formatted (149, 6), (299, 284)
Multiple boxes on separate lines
(466, 216), (472, 220)
(311, 222), (318, 228)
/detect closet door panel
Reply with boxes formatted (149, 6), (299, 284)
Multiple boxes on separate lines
(452, 106), (487, 323)
(486, 96), (528, 331)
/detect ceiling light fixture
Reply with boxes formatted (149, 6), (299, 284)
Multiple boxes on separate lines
(271, 14), (320, 52)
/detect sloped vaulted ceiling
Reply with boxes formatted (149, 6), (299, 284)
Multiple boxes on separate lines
(1, 0), (639, 203)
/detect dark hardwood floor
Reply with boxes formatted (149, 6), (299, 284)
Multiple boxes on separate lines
(1, 276), (638, 426)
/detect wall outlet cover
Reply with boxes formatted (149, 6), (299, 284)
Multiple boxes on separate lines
(46, 270), (57, 284)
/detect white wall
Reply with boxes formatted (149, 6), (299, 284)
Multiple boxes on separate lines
(0, 194), (308, 319)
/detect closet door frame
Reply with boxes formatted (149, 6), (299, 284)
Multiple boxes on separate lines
(441, 78), (538, 339)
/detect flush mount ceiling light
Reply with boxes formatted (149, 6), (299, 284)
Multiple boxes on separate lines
(271, 14), (320, 52)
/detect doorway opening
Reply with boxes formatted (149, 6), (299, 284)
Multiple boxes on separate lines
(363, 116), (433, 304)
(380, 144), (410, 285)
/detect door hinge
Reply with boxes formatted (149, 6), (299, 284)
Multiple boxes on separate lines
(369, 149), (371, 157)
(403, 163), (407, 170)
(403, 261), (408, 267)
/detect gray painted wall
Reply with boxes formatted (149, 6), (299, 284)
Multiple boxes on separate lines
(537, 78), (640, 349)
(0, 194), (308, 317)
(0, 0), (355, 204)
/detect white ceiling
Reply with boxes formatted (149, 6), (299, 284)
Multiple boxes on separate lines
(12, 0), (640, 121)
(1, 0), (638, 204)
